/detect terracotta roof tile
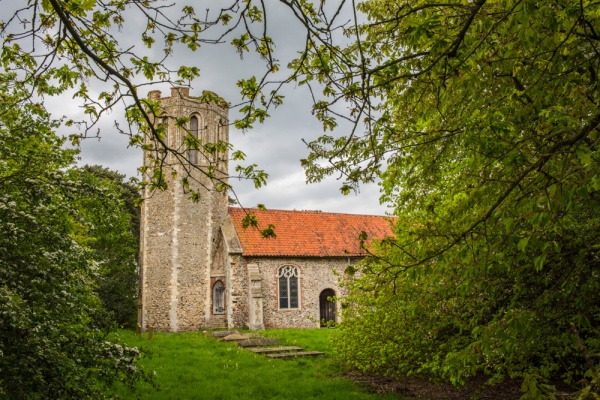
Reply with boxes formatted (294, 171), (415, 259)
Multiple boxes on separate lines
(228, 207), (395, 257)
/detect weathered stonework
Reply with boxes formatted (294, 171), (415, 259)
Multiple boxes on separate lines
(237, 257), (353, 328)
(140, 87), (229, 332)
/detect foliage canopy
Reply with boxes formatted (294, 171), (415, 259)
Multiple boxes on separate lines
(70, 165), (140, 329)
(0, 75), (148, 398)
(300, 1), (600, 398)
(0, 0), (275, 200)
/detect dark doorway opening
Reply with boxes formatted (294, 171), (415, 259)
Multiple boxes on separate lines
(319, 288), (336, 327)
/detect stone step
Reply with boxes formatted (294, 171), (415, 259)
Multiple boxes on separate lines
(222, 333), (254, 342)
(237, 338), (283, 348)
(205, 318), (227, 329)
(210, 330), (239, 338)
(248, 346), (303, 354)
(265, 351), (325, 359)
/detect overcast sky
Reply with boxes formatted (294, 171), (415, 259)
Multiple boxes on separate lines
(45, 1), (392, 216)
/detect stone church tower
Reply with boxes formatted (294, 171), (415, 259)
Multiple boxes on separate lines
(139, 87), (229, 332)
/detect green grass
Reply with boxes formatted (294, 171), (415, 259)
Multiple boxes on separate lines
(109, 329), (404, 399)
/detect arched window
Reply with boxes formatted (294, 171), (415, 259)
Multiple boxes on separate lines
(189, 116), (198, 164)
(160, 116), (169, 148)
(213, 280), (225, 315)
(278, 266), (299, 309)
(216, 120), (226, 167)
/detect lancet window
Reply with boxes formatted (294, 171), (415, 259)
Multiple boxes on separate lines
(189, 115), (198, 164)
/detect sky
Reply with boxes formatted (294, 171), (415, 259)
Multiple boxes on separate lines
(44, 1), (392, 216)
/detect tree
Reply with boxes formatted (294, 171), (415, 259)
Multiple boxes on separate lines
(70, 165), (140, 329)
(1, 0), (297, 234)
(287, 1), (600, 398)
(0, 0), (275, 199)
(0, 75), (149, 398)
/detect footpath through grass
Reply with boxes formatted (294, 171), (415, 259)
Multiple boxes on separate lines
(111, 328), (405, 399)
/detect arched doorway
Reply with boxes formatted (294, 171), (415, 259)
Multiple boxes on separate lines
(213, 280), (225, 315)
(319, 289), (336, 327)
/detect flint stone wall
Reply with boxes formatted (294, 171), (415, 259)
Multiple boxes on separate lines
(237, 257), (355, 329)
(140, 87), (229, 332)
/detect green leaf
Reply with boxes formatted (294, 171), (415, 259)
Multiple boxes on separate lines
(518, 237), (529, 252)
(576, 146), (593, 167)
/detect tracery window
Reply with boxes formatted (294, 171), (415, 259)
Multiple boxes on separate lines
(189, 115), (198, 164)
(278, 266), (299, 309)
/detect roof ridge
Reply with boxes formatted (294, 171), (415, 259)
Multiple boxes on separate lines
(228, 206), (392, 218)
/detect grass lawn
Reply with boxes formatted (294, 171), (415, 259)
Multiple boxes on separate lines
(110, 328), (405, 399)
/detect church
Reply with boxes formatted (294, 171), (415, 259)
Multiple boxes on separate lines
(138, 87), (394, 332)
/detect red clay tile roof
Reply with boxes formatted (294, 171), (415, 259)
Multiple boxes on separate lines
(228, 207), (395, 257)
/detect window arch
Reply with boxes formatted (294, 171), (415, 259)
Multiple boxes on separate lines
(160, 116), (169, 147)
(213, 280), (225, 315)
(216, 119), (227, 167)
(189, 115), (198, 164)
(278, 266), (299, 309)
